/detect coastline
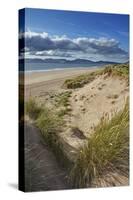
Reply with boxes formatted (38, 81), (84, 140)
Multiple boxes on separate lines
(25, 66), (100, 85)
(25, 66), (100, 100)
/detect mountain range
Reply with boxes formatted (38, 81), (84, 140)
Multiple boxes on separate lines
(22, 58), (120, 65)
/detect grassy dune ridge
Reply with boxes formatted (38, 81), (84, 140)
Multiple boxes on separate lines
(64, 63), (129, 89)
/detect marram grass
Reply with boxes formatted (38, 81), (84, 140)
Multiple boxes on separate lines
(25, 97), (42, 120)
(64, 63), (129, 89)
(69, 100), (129, 188)
(25, 98), (72, 168)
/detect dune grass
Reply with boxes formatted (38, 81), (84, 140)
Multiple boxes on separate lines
(35, 108), (71, 167)
(103, 63), (129, 88)
(25, 97), (42, 120)
(25, 98), (72, 168)
(53, 91), (72, 117)
(55, 91), (72, 107)
(103, 63), (129, 78)
(57, 107), (72, 117)
(69, 100), (129, 188)
(36, 106), (63, 141)
(64, 63), (129, 89)
(63, 71), (102, 89)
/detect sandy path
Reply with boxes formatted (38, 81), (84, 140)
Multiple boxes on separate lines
(24, 121), (69, 192)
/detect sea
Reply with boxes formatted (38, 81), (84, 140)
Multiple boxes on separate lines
(23, 62), (99, 73)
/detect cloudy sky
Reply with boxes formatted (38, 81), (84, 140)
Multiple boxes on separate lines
(19, 8), (129, 63)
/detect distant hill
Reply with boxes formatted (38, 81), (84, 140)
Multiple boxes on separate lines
(22, 58), (120, 65)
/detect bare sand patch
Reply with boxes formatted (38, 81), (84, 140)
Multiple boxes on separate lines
(69, 74), (128, 136)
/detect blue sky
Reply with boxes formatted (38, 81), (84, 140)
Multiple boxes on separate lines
(20, 8), (129, 62)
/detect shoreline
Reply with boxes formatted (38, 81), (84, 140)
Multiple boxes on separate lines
(25, 66), (101, 100)
(24, 66), (99, 73)
(25, 66), (100, 85)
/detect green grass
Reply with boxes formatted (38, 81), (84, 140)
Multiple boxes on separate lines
(57, 107), (72, 117)
(36, 109), (71, 167)
(25, 97), (42, 120)
(53, 91), (72, 116)
(36, 107), (63, 138)
(63, 71), (102, 89)
(26, 98), (72, 168)
(55, 91), (72, 107)
(103, 63), (129, 77)
(69, 100), (129, 188)
(64, 63), (129, 89)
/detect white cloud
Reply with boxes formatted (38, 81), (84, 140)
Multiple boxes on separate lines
(19, 31), (128, 62)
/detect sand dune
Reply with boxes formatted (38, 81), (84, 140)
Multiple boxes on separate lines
(25, 67), (129, 153)
(25, 66), (129, 187)
(69, 74), (128, 136)
(58, 74), (129, 161)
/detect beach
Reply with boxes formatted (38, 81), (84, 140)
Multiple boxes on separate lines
(25, 67), (99, 100)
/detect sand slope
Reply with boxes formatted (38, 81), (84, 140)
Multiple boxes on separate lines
(59, 74), (129, 161)
(69, 74), (128, 136)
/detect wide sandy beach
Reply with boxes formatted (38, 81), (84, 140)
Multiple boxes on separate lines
(25, 67), (99, 100)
